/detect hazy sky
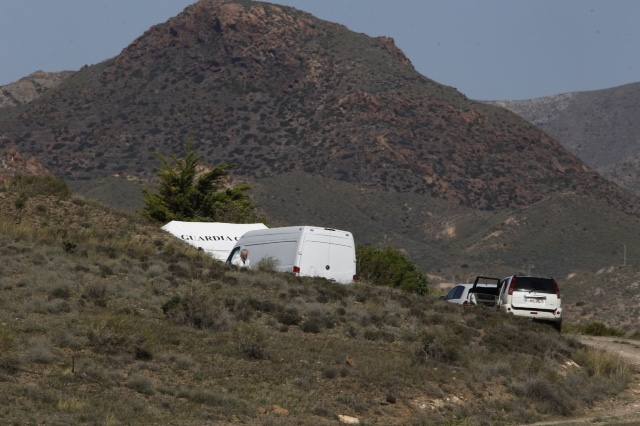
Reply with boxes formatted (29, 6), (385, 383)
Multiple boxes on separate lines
(1, 0), (638, 100)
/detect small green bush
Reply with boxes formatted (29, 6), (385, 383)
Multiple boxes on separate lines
(357, 246), (428, 294)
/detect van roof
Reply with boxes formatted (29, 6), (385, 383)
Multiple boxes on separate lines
(241, 226), (352, 238)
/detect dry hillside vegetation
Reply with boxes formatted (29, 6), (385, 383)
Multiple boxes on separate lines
(0, 178), (632, 425)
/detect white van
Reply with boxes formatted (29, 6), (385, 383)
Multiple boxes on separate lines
(225, 226), (357, 284)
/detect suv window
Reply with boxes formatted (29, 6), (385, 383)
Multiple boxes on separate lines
(452, 285), (464, 300)
(513, 277), (557, 294)
(445, 287), (458, 300)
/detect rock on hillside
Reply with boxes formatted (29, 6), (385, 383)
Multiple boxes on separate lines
(0, 0), (627, 211)
(491, 82), (640, 195)
(0, 147), (51, 184)
(0, 71), (74, 109)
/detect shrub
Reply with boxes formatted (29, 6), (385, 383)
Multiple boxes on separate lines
(276, 307), (301, 326)
(0, 354), (22, 374)
(573, 349), (630, 382)
(235, 324), (268, 360)
(49, 286), (71, 300)
(82, 283), (107, 307)
(511, 378), (576, 415)
(415, 328), (464, 363)
(62, 241), (77, 254)
(87, 318), (134, 354)
(127, 374), (155, 395)
(162, 292), (233, 331)
(25, 337), (57, 364)
(301, 318), (322, 334)
(135, 346), (153, 361)
(322, 368), (338, 379)
(357, 246), (428, 294)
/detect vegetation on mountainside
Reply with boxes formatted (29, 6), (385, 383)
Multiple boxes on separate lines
(142, 148), (261, 223)
(357, 246), (428, 295)
(0, 176), (632, 425)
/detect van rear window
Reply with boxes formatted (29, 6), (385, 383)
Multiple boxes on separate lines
(514, 277), (557, 294)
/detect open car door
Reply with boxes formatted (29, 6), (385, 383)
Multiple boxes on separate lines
(469, 276), (502, 307)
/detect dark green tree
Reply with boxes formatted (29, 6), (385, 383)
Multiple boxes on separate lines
(143, 148), (262, 223)
(357, 246), (429, 295)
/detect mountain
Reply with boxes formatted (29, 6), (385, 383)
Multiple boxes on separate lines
(0, 71), (74, 109)
(1, 0), (639, 277)
(491, 82), (640, 195)
(0, 0), (623, 210)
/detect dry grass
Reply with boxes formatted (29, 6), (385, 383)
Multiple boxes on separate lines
(0, 182), (633, 425)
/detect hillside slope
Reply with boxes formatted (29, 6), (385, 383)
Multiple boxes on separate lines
(0, 0), (626, 211)
(491, 82), (640, 194)
(0, 71), (74, 110)
(0, 177), (631, 424)
(2, 0), (639, 279)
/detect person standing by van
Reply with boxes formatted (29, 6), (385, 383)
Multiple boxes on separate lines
(230, 248), (251, 268)
(239, 249), (250, 268)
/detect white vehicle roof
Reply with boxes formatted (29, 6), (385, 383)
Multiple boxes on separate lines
(162, 221), (268, 260)
(240, 226), (353, 240)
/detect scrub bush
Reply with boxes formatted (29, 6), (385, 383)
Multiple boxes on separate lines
(356, 246), (428, 294)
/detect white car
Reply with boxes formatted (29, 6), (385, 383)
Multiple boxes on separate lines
(444, 278), (501, 307)
(496, 275), (562, 331)
(444, 283), (475, 306)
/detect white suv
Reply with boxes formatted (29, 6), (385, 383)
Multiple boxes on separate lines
(496, 275), (563, 331)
